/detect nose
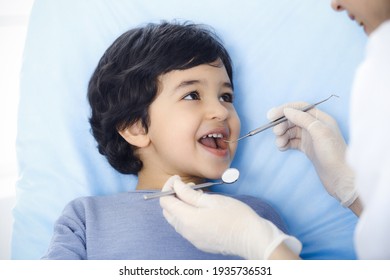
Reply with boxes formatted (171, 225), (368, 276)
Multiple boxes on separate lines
(206, 100), (230, 121)
(331, 0), (345, 12)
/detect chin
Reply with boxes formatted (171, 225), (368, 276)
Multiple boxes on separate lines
(205, 165), (230, 180)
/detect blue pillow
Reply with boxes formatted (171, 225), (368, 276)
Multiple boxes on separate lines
(13, 0), (367, 259)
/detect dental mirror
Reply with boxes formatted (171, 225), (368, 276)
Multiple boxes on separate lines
(221, 167), (240, 184)
(143, 168), (240, 200)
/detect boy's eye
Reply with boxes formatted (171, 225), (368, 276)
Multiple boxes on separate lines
(183, 91), (200, 100)
(220, 93), (234, 103)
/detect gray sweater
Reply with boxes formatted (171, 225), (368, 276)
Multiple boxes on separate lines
(42, 191), (287, 259)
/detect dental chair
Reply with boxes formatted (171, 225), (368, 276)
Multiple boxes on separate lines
(12, 0), (366, 259)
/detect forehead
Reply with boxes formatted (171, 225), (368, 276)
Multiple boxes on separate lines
(158, 63), (231, 90)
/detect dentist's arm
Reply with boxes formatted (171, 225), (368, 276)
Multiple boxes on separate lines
(267, 103), (362, 215)
(160, 176), (302, 260)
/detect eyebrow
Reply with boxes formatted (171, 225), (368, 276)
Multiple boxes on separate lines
(174, 79), (233, 91)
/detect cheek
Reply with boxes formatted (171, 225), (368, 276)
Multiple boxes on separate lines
(229, 111), (241, 156)
(149, 108), (197, 144)
(230, 110), (241, 136)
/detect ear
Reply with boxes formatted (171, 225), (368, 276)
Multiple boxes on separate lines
(118, 121), (150, 148)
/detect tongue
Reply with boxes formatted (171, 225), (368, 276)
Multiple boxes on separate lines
(216, 138), (228, 150)
(200, 137), (217, 149)
(199, 137), (228, 150)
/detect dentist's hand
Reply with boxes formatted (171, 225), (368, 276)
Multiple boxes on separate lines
(267, 103), (358, 207)
(160, 176), (302, 260)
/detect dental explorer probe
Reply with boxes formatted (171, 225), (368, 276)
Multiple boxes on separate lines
(143, 168), (240, 200)
(225, 94), (339, 143)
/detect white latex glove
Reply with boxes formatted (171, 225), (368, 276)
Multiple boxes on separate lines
(267, 103), (358, 207)
(160, 176), (302, 260)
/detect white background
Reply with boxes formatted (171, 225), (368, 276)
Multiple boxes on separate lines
(0, 0), (34, 259)
(0, 260), (389, 279)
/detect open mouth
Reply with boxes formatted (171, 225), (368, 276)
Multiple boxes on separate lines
(199, 133), (229, 150)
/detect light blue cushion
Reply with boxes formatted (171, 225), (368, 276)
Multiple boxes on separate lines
(13, 0), (367, 259)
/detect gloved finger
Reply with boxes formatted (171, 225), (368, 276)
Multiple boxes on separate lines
(276, 125), (302, 144)
(310, 107), (339, 128)
(283, 106), (338, 130)
(160, 191), (185, 213)
(160, 175), (192, 217)
(283, 107), (322, 133)
(267, 102), (309, 121)
(186, 182), (204, 193)
(275, 134), (289, 150)
(160, 191), (196, 220)
(268, 102), (311, 137)
(161, 208), (175, 227)
(161, 175), (181, 191)
(160, 190), (208, 238)
(160, 176), (199, 210)
(171, 179), (204, 207)
(276, 137), (302, 151)
(275, 126), (302, 150)
(161, 201), (194, 234)
(272, 121), (290, 136)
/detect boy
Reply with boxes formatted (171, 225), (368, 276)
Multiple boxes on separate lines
(42, 21), (293, 259)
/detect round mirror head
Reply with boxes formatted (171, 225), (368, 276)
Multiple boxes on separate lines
(221, 168), (240, 184)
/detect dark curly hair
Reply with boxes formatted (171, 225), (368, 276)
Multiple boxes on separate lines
(88, 21), (233, 175)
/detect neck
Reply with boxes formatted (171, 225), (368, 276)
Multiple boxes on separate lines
(136, 164), (206, 190)
(136, 168), (169, 190)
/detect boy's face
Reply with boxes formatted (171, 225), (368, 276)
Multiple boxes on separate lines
(144, 61), (240, 183)
(331, 0), (390, 35)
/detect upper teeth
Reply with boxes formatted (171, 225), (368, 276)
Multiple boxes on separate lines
(202, 133), (223, 139)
